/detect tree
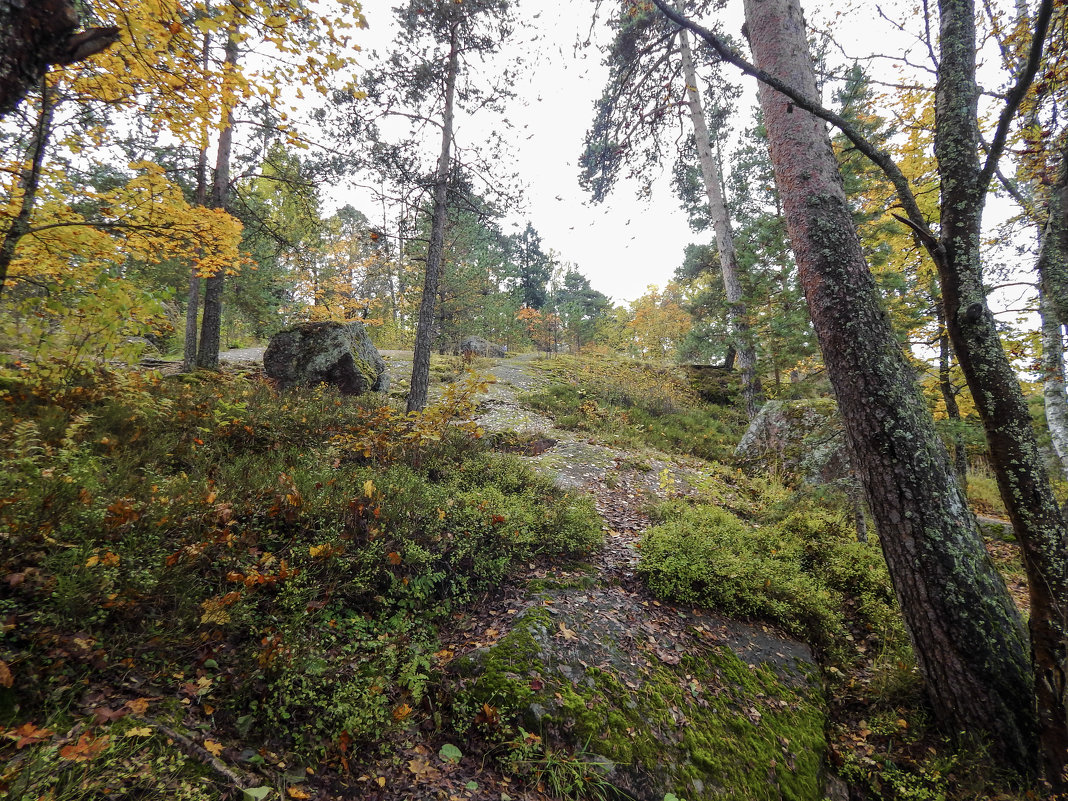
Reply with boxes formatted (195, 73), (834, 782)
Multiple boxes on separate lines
(580, 3), (760, 415)
(364, 0), (514, 413)
(653, 0), (1042, 776)
(0, 0), (118, 115)
(556, 268), (610, 352)
(508, 222), (552, 310)
(627, 283), (692, 358)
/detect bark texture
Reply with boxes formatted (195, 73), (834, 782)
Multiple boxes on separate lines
(0, 82), (53, 297)
(1040, 286), (1068, 478)
(678, 29), (759, 418)
(196, 32), (238, 371)
(407, 23), (459, 413)
(742, 0), (1035, 769)
(934, 0), (1068, 783)
(0, 0), (118, 115)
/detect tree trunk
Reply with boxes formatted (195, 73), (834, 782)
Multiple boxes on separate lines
(742, 0), (1035, 770)
(934, 294), (968, 486)
(679, 29), (759, 418)
(407, 23), (459, 413)
(182, 31), (211, 372)
(934, 0), (1067, 783)
(0, 80), (53, 297)
(1040, 149), (1068, 480)
(1040, 285), (1068, 479)
(0, 0), (117, 116)
(196, 31), (238, 370)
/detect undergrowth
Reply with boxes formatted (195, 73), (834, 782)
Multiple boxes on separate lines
(522, 355), (745, 461)
(0, 366), (600, 796)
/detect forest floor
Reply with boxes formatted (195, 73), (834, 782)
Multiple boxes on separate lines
(287, 351), (823, 800)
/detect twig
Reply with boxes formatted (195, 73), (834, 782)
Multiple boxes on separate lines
(131, 715), (251, 791)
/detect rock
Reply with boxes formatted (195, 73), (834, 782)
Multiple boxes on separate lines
(263, 321), (389, 395)
(735, 399), (852, 487)
(448, 586), (826, 800)
(460, 335), (506, 358)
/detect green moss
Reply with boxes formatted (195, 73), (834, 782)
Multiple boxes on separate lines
(454, 610), (825, 800)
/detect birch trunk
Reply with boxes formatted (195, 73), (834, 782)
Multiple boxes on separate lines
(679, 30), (759, 418)
(0, 81), (53, 297)
(1040, 286), (1068, 478)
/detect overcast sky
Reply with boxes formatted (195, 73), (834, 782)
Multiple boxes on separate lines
(335, 0), (1026, 311)
(338, 0), (734, 306)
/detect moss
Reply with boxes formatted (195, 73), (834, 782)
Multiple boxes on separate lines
(453, 609), (826, 800)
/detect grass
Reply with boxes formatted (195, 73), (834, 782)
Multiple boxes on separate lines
(522, 355), (746, 461)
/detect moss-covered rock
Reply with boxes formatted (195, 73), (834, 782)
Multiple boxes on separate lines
(263, 320), (389, 395)
(448, 586), (826, 800)
(734, 399), (851, 489)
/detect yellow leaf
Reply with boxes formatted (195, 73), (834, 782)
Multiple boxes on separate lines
(363, 479), (375, 498)
(309, 544), (327, 558)
(287, 788), (310, 799)
(124, 727), (152, 737)
(377, 777), (386, 788)
(204, 739), (223, 757)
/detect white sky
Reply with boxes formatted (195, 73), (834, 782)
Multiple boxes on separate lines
(333, 0), (1032, 310)
(337, 0), (724, 306)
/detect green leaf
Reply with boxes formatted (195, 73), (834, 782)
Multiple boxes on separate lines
(242, 788), (272, 801)
(438, 743), (462, 763)
(465, 781), (478, 790)
(203, 658), (219, 669)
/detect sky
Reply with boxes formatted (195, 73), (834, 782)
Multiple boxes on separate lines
(337, 0), (726, 306)
(335, 0), (1031, 312)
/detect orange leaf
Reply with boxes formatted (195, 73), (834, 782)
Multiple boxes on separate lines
(392, 703), (412, 721)
(0, 658), (11, 688)
(10, 722), (52, 749)
(58, 733), (109, 762)
(386, 551), (402, 565)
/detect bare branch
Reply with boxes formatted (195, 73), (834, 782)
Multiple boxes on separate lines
(978, 0), (1054, 191)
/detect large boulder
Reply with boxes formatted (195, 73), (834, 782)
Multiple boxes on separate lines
(264, 321), (389, 395)
(735, 399), (851, 487)
(459, 335), (506, 358)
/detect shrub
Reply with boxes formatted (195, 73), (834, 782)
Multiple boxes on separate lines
(637, 503), (899, 661)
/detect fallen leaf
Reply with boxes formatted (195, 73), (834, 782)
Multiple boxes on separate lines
(0, 659), (11, 688)
(287, 788), (310, 799)
(125, 696), (151, 713)
(59, 733), (109, 762)
(204, 739), (224, 757)
(10, 722), (52, 749)
(557, 622), (578, 641)
(124, 727), (152, 737)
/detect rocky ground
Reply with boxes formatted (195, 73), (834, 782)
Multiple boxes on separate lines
(221, 348), (827, 801)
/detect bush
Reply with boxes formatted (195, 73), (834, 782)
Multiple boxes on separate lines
(0, 366), (601, 763)
(637, 503), (899, 661)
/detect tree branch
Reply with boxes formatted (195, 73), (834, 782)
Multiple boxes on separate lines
(649, 0), (939, 252)
(978, 0), (1054, 192)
